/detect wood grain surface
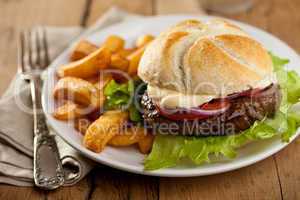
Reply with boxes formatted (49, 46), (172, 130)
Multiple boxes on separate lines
(0, 0), (299, 199)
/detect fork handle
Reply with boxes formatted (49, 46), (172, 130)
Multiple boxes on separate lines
(30, 76), (65, 189)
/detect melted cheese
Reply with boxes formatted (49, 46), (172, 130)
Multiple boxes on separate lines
(147, 85), (215, 109)
(147, 73), (277, 109)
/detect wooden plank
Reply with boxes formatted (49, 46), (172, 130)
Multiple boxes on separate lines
(160, 158), (281, 200)
(89, 167), (130, 200)
(154, 0), (283, 199)
(89, 166), (158, 200)
(128, 173), (158, 200)
(155, 0), (205, 14)
(46, 177), (92, 200)
(0, 0), (87, 94)
(0, 185), (44, 200)
(220, 0), (300, 52)
(273, 140), (300, 200)
(87, 0), (153, 25)
(0, 0), (89, 199)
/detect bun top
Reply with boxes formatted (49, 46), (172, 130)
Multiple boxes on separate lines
(138, 19), (274, 97)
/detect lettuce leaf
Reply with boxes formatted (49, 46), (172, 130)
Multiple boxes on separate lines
(271, 53), (300, 106)
(104, 80), (132, 109)
(104, 79), (144, 122)
(145, 53), (300, 170)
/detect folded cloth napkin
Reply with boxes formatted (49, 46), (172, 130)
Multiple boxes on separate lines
(0, 7), (143, 187)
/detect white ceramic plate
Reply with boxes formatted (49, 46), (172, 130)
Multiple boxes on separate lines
(42, 15), (300, 177)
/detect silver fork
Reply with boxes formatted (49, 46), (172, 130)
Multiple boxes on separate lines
(19, 29), (65, 189)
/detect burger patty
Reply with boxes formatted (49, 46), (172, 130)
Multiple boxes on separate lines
(141, 84), (281, 136)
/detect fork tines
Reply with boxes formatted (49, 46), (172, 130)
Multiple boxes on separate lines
(18, 28), (50, 75)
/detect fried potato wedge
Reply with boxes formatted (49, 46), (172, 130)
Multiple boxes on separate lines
(135, 34), (155, 48)
(53, 77), (104, 108)
(126, 35), (154, 75)
(85, 76), (100, 84)
(108, 127), (147, 146)
(127, 46), (146, 75)
(103, 35), (125, 53)
(85, 72), (112, 88)
(70, 40), (98, 61)
(83, 110), (128, 152)
(93, 73), (113, 90)
(57, 47), (111, 79)
(52, 101), (83, 120)
(117, 48), (136, 57)
(74, 118), (91, 135)
(110, 54), (129, 72)
(138, 134), (154, 154)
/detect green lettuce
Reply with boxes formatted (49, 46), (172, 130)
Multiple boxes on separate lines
(104, 79), (133, 109)
(104, 79), (143, 122)
(145, 54), (300, 170)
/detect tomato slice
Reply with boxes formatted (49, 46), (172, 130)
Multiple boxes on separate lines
(158, 108), (208, 121)
(158, 99), (230, 121)
(200, 99), (230, 110)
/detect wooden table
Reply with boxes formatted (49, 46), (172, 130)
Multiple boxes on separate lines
(1, 0), (300, 199)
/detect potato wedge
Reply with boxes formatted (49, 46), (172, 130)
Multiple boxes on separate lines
(85, 76), (100, 84)
(85, 72), (112, 87)
(93, 73), (113, 90)
(74, 118), (91, 135)
(108, 127), (147, 146)
(127, 46), (146, 75)
(138, 134), (154, 154)
(53, 77), (104, 108)
(135, 34), (155, 48)
(70, 40), (98, 61)
(52, 101), (83, 120)
(103, 35), (125, 53)
(83, 110), (128, 153)
(117, 48), (136, 57)
(110, 54), (129, 72)
(57, 47), (111, 79)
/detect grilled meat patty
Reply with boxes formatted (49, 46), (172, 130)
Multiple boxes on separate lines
(141, 84), (281, 136)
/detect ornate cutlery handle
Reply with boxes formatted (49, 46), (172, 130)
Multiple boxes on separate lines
(31, 76), (65, 189)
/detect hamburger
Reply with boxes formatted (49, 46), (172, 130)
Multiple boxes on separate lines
(138, 19), (281, 137)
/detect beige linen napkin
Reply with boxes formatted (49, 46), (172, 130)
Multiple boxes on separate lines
(0, 7), (143, 187)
